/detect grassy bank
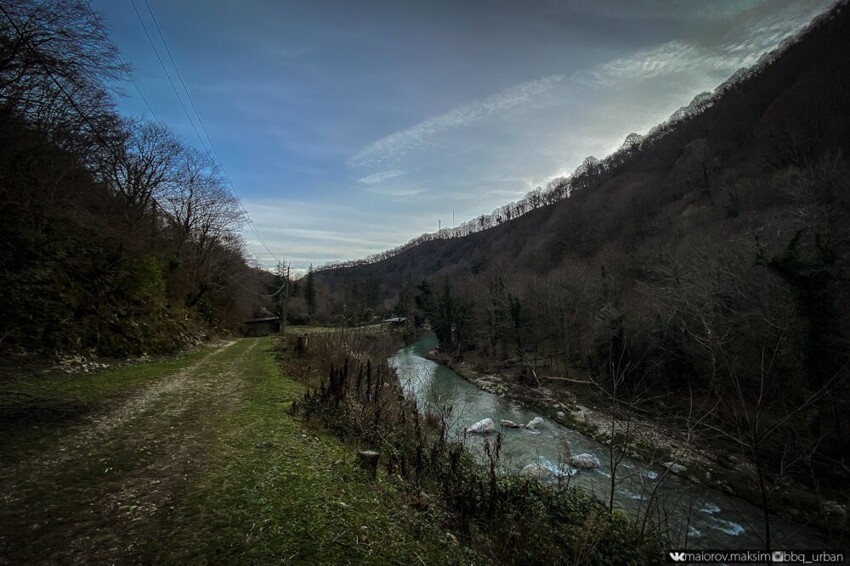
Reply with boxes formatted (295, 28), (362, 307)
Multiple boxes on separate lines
(160, 336), (481, 564)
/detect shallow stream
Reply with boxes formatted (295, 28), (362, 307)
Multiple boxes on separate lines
(391, 333), (830, 550)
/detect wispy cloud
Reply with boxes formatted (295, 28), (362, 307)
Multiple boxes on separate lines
(348, 74), (566, 168)
(263, 226), (398, 248)
(580, 40), (758, 87)
(580, 4), (823, 87)
(242, 198), (435, 269)
(720, 15), (808, 56)
(348, 3), (817, 174)
(363, 186), (424, 197)
(357, 169), (405, 184)
(582, 41), (697, 84)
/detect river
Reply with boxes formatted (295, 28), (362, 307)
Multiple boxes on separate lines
(390, 333), (832, 550)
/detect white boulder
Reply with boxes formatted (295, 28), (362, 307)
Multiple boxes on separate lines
(466, 418), (496, 434)
(526, 416), (545, 430)
(663, 461), (686, 474)
(568, 453), (601, 469)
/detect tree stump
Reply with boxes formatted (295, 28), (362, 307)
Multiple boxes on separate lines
(357, 450), (380, 480)
(295, 334), (308, 355)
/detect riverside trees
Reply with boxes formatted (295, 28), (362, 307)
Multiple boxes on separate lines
(0, 0), (264, 355)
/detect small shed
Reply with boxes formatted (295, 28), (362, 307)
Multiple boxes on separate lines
(244, 310), (281, 336)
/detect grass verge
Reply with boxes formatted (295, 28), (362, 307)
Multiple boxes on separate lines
(156, 336), (485, 564)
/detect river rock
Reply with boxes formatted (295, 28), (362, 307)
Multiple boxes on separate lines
(823, 500), (847, 518)
(520, 463), (550, 479)
(556, 411), (566, 419)
(663, 461), (686, 474)
(526, 416), (544, 430)
(466, 417), (496, 434)
(500, 419), (522, 428)
(569, 453), (600, 469)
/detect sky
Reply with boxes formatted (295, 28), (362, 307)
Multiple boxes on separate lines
(91, 0), (835, 273)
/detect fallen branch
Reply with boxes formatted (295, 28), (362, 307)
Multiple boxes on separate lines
(539, 376), (593, 384)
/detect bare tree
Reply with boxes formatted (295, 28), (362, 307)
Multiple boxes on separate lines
(0, 0), (127, 145)
(108, 119), (182, 224)
(161, 147), (221, 255)
(159, 150), (244, 308)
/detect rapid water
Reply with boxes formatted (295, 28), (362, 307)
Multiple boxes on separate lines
(391, 333), (832, 550)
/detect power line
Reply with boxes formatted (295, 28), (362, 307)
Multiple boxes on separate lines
(83, 0), (161, 125)
(141, 0), (216, 160)
(2, 2), (280, 274)
(0, 4), (125, 164)
(128, 0), (209, 152)
(222, 270), (287, 298)
(131, 0), (281, 266)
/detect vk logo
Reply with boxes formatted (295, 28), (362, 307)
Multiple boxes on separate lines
(669, 552), (687, 562)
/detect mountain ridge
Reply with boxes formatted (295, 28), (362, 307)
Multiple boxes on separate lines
(316, 1), (847, 284)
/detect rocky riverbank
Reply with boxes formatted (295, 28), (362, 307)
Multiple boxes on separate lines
(422, 347), (847, 540)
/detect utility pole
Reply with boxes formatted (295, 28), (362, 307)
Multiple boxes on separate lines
(280, 262), (290, 337)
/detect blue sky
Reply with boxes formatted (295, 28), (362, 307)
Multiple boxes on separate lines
(91, 0), (834, 273)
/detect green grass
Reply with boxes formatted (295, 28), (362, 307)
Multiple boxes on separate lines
(154, 337), (484, 564)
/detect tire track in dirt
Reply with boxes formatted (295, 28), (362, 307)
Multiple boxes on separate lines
(0, 338), (262, 564)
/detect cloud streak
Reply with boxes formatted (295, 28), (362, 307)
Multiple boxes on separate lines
(363, 186), (424, 197)
(357, 169), (405, 184)
(348, 3), (820, 179)
(348, 74), (566, 168)
(581, 4), (823, 87)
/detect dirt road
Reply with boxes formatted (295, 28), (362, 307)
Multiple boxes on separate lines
(0, 339), (254, 564)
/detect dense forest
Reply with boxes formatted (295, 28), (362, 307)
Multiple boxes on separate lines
(0, 0), (272, 357)
(315, 0), (850, 524)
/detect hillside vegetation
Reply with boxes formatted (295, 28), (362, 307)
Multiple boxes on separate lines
(315, 1), (850, 537)
(0, 0), (271, 358)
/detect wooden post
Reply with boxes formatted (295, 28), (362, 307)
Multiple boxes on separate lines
(357, 450), (380, 480)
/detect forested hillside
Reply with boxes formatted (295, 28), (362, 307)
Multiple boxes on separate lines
(0, 1), (271, 357)
(316, 0), (850, 511)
